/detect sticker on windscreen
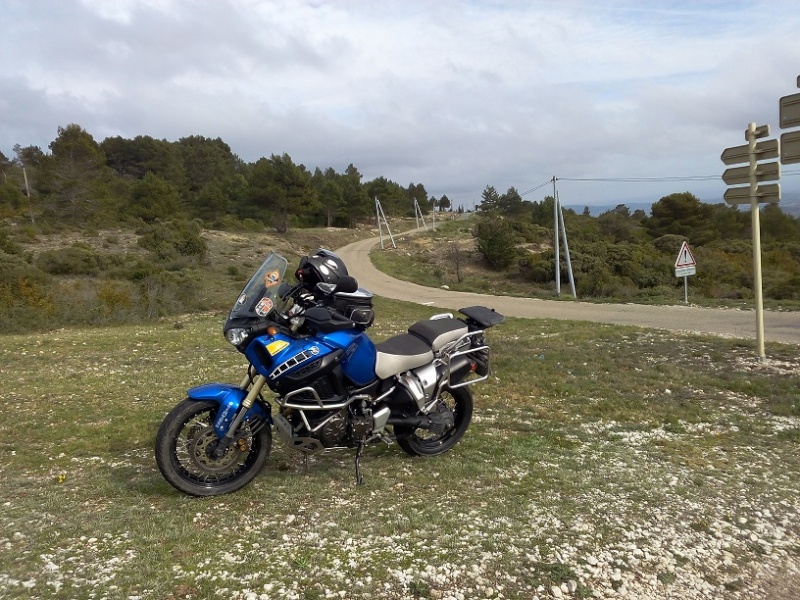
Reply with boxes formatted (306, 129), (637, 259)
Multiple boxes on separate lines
(255, 297), (274, 316)
(264, 270), (281, 287)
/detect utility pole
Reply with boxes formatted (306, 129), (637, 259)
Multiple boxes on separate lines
(551, 177), (576, 298)
(557, 191), (576, 298)
(375, 197), (396, 249)
(552, 177), (560, 295)
(413, 198), (428, 231)
(23, 167), (35, 225)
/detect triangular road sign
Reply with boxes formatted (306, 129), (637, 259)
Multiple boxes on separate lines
(675, 241), (696, 268)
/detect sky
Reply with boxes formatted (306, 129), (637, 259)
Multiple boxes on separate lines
(2, 0), (800, 211)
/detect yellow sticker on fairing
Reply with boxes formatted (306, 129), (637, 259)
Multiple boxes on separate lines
(266, 340), (290, 356)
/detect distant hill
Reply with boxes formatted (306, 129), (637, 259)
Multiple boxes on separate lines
(781, 202), (800, 217)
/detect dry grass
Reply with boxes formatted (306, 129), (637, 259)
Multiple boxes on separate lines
(1, 300), (799, 599)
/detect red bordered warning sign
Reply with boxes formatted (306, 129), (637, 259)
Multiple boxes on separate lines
(675, 241), (696, 277)
(675, 241), (696, 268)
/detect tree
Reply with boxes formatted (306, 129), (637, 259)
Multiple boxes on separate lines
(474, 217), (517, 268)
(761, 204), (800, 241)
(101, 135), (185, 186)
(320, 180), (344, 227)
(42, 124), (107, 219)
(13, 144), (45, 168)
(498, 187), (525, 217)
(438, 194), (452, 212)
(476, 186), (500, 214)
(341, 164), (370, 228)
(597, 204), (646, 243)
(530, 196), (556, 227)
(366, 176), (407, 216)
(645, 192), (717, 244)
(247, 153), (317, 232)
(407, 183), (429, 214)
(444, 241), (467, 282)
(176, 135), (239, 195)
(128, 172), (183, 222)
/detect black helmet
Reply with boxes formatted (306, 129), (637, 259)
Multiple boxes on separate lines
(295, 249), (349, 287)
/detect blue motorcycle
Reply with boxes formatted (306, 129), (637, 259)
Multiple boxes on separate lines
(155, 249), (504, 495)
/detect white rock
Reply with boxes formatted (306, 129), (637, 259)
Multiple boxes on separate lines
(550, 585), (563, 598)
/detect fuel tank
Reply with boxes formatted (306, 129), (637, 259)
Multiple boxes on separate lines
(244, 329), (377, 387)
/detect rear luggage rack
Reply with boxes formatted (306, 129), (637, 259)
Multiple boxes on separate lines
(439, 330), (491, 389)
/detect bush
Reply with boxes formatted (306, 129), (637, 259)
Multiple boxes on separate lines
(520, 252), (553, 284)
(768, 276), (800, 301)
(0, 253), (55, 331)
(35, 245), (101, 275)
(137, 220), (208, 263)
(474, 218), (517, 269)
(138, 270), (203, 318)
(0, 227), (20, 254)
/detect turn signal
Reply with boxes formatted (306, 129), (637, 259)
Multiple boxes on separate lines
(267, 326), (278, 336)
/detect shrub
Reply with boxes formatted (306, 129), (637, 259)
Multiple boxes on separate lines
(0, 253), (55, 331)
(137, 220), (208, 263)
(0, 227), (20, 254)
(474, 218), (517, 269)
(35, 246), (101, 276)
(768, 276), (800, 301)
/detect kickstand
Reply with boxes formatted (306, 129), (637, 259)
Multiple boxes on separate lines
(354, 441), (365, 485)
(303, 452), (309, 472)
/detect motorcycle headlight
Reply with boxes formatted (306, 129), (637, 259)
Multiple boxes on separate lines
(225, 328), (249, 346)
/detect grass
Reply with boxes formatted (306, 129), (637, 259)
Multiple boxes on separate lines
(1, 298), (799, 599)
(372, 218), (800, 311)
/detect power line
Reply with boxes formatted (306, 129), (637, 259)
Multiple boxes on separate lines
(519, 179), (553, 197)
(508, 171), (800, 204)
(558, 175), (719, 182)
(556, 170), (800, 184)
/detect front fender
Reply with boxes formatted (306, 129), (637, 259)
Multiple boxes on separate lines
(187, 383), (272, 438)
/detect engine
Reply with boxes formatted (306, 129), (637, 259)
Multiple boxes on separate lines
(276, 405), (376, 450)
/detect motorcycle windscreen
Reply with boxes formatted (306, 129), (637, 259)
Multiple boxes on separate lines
(229, 252), (289, 320)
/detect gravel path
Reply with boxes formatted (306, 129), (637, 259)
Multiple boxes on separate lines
(336, 235), (800, 346)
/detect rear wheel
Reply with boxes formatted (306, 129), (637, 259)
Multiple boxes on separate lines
(155, 399), (271, 496)
(395, 386), (473, 457)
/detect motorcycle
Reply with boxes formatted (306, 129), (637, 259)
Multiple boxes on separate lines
(155, 249), (504, 496)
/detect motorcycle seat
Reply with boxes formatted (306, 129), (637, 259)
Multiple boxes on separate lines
(374, 334), (434, 379)
(408, 318), (468, 352)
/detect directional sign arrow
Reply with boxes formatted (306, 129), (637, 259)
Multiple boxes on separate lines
(780, 91), (800, 129)
(747, 124), (770, 140)
(720, 139), (780, 165)
(722, 161), (780, 186)
(724, 183), (781, 205)
(781, 130), (800, 165)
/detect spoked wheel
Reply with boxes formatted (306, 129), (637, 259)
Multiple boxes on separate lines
(155, 399), (271, 496)
(395, 386), (473, 457)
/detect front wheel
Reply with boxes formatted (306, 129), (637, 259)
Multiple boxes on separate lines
(155, 399), (272, 496)
(395, 386), (473, 457)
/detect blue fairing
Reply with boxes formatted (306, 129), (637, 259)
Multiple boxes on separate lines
(245, 329), (378, 387)
(324, 330), (377, 386)
(187, 383), (271, 438)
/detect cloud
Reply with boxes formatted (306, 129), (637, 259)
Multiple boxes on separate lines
(2, 0), (799, 208)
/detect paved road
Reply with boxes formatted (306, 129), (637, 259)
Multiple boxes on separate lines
(336, 235), (800, 346)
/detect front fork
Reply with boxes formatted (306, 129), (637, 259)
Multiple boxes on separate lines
(213, 374), (268, 458)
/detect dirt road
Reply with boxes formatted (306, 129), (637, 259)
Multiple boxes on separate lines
(336, 235), (800, 346)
